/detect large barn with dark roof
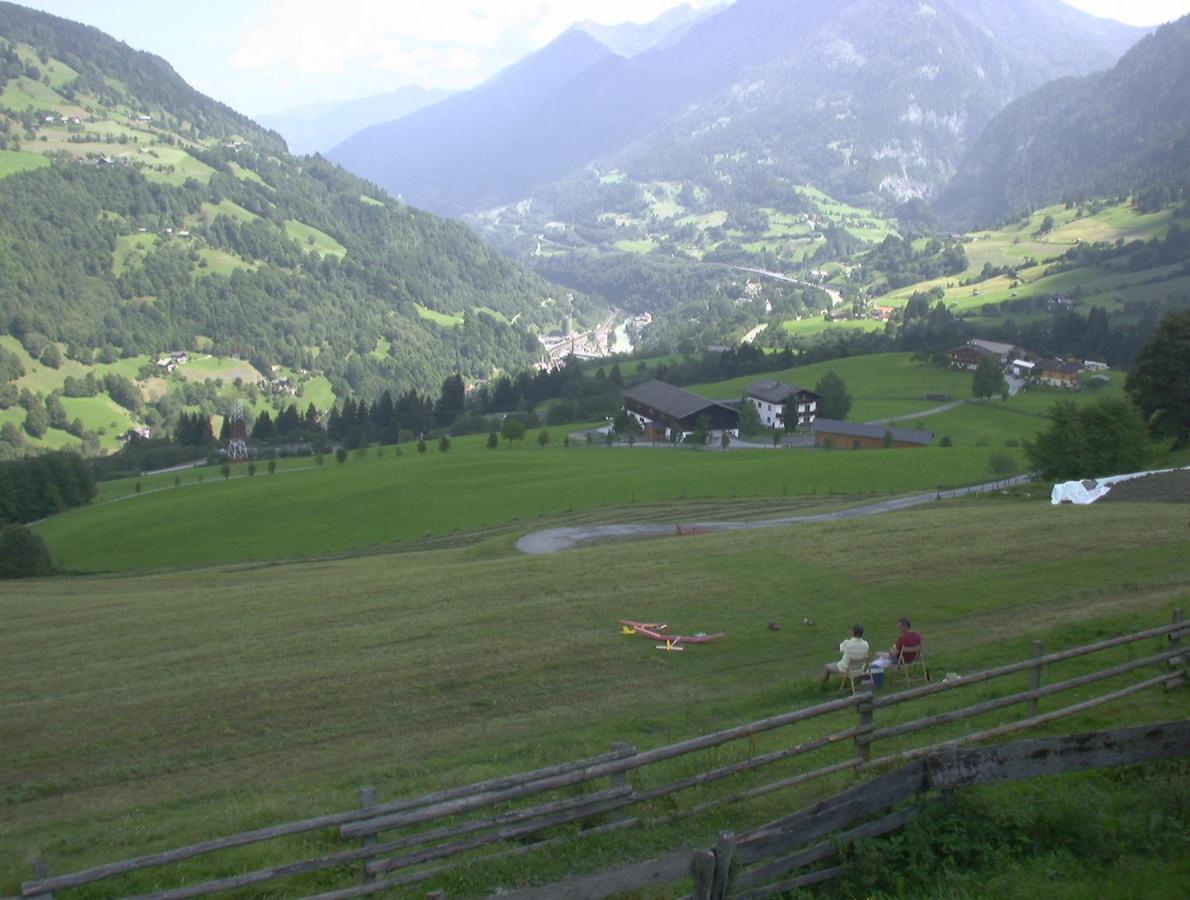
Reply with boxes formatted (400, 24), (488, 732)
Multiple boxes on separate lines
(622, 380), (739, 441)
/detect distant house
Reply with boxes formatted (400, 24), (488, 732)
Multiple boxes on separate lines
(622, 380), (738, 441)
(1010, 359), (1035, 378)
(117, 426), (152, 445)
(872, 305), (896, 321)
(949, 339), (1022, 371)
(812, 419), (933, 450)
(743, 380), (819, 430)
(1034, 358), (1082, 389)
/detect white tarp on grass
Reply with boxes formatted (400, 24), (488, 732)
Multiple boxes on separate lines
(1050, 466), (1190, 505)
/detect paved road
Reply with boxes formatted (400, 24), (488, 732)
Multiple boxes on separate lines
(515, 475), (1031, 554)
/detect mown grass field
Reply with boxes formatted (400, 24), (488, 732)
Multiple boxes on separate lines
(0, 148), (51, 180)
(3, 499), (1187, 895)
(35, 436), (1022, 572)
(689, 352), (968, 421)
(284, 219), (346, 257)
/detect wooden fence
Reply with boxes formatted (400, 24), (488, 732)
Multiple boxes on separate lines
(21, 610), (1186, 900)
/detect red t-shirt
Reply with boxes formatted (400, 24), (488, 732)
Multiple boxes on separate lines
(895, 630), (922, 662)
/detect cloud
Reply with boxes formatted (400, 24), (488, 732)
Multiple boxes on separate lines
(230, 0), (722, 88)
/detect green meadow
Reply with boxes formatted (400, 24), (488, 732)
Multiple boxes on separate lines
(35, 437), (1020, 572)
(688, 352), (968, 421)
(3, 499), (1187, 894)
(0, 149), (50, 180)
(414, 303), (465, 327)
(284, 219), (347, 257)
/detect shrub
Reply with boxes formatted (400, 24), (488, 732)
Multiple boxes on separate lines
(335, 447), (348, 464)
(0, 524), (52, 578)
(940, 435), (953, 447)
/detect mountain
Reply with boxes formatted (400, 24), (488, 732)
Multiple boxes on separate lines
(256, 86), (453, 156)
(573, 4), (723, 57)
(328, 28), (620, 214)
(327, 0), (1145, 218)
(0, 1), (589, 435)
(938, 14), (1190, 226)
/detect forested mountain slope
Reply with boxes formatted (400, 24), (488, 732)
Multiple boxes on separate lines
(938, 14), (1190, 226)
(0, 2), (587, 405)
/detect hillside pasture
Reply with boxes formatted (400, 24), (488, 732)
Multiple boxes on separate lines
(3, 500), (1187, 894)
(139, 146), (216, 185)
(414, 303), (464, 327)
(689, 352), (966, 421)
(284, 219), (346, 257)
(0, 149), (50, 180)
(36, 436), (1023, 572)
(111, 232), (161, 275)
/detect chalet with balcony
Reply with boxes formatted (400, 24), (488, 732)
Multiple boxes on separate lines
(743, 380), (820, 430)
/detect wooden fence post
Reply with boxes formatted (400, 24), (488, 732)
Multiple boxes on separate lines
(1026, 640), (1043, 717)
(28, 857), (53, 900)
(710, 831), (735, 900)
(609, 742), (635, 822)
(692, 849), (716, 900)
(1168, 608), (1184, 689)
(359, 786), (377, 884)
(856, 694), (874, 763)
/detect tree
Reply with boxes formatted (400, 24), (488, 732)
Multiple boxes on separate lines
(247, 461), (257, 476)
(972, 357), (1007, 400)
(221, 462), (231, 478)
(738, 400), (763, 438)
(537, 429), (550, 447)
(0, 525), (52, 578)
(720, 430), (731, 450)
(438, 435), (451, 452)
(23, 404), (48, 438)
(417, 438), (427, 454)
(501, 417), (526, 446)
(814, 371), (851, 420)
(486, 431), (499, 450)
(881, 429), (894, 448)
(1126, 309), (1189, 448)
(336, 447), (349, 463)
(267, 459), (277, 475)
(1025, 398), (1150, 481)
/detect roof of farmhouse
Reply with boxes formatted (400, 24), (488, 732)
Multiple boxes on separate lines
(744, 379), (819, 404)
(811, 418), (934, 446)
(622, 380), (726, 419)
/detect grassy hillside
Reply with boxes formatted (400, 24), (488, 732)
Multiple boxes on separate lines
(0, 4), (592, 461)
(35, 432), (1020, 572)
(3, 499), (1187, 894)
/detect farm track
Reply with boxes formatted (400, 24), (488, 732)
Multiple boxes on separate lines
(517, 476), (1032, 554)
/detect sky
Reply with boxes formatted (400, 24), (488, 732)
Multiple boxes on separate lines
(14, 0), (1190, 116)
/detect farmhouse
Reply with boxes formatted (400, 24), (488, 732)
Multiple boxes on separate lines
(949, 339), (1022, 370)
(1034, 357), (1083, 389)
(743, 380), (819, 429)
(622, 380), (739, 441)
(812, 418), (933, 449)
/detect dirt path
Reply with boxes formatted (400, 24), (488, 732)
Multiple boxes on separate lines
(864, 399), (963, 425)
(516, 475), (1031, 554)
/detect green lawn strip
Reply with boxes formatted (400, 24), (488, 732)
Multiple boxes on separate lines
(283, 219), (346, 257)
(413, 303), (464, 327)
(36, 440), (1024, 571)
(2, 501), (1185, 893)
(138, 147), (216, 186)
(0, 149), (51, 180)
(613, 238), (656, 254)
(0, 75), (64, 109)
(198, 199), (258, 224)
(359, 194), (384, 207)
(689, 352), (965, 420)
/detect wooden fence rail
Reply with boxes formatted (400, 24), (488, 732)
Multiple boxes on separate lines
(22, 611), (1186, 900)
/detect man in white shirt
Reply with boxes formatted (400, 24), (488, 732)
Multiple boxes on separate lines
(821, 623), (870, 685)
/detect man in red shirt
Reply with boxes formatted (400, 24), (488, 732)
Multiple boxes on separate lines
(871, 618), (922, 671)
(891, 617), (922, 663)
